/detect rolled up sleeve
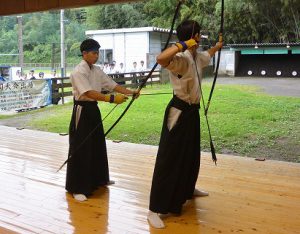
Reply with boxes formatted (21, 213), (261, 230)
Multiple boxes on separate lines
(99, 70), (118, 91)
(198, 51), (211, 68)
(166, 54), (189, 75)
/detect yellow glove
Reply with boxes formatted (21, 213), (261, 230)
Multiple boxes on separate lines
(104, 94), (128, 104)
(175, 38), (197, 51)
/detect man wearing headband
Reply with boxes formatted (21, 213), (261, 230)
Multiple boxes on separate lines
(148, 20), (222, 228)
(66, 38), (139, 202)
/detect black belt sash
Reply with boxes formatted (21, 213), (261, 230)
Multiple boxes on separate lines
(170, 95), (200, 111)
(73, 99), (97, 107)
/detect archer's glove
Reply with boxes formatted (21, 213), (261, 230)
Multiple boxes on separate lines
(175, 38), (197, 51)
(104, 94), (128, 104)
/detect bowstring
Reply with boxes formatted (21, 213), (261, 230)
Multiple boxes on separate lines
(191, 21), (217, 164)
(104, 0), (184, 137)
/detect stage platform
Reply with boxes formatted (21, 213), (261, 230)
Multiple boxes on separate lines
(0, 125), (299, 234)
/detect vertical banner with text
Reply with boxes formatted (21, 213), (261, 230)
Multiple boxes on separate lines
(0, 79), (52, 112)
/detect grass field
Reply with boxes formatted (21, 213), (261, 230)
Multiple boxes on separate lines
(0, 83), (299, 162)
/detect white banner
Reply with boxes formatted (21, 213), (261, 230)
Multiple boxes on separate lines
(0, 79), (52, 112)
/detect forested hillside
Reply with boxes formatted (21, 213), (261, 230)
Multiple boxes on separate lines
(0, 0), (299, 64)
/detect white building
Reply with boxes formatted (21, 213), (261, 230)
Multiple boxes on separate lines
(86, 27), (177, 72)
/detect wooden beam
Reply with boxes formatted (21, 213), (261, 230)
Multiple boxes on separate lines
(25, 0), (59, 13)
(60, 0), (137, 9)
(0, 0), (139, 16)
(1, 1), (25, 16)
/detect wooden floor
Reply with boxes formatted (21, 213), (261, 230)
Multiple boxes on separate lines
(0, 126), (299, 234)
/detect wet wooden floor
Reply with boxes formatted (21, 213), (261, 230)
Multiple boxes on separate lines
(0, 125), (299, 234)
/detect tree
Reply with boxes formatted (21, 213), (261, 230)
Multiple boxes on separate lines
(0, 0), (299, 65)
(249, 0), (300, 42)
(0, 17), (19, 63)
(85, 3), (148, 30)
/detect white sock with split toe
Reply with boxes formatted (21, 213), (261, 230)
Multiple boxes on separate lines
(147, 211), (165, 229)
(73, 193), (87, 202)
(194, 188), (209, 197)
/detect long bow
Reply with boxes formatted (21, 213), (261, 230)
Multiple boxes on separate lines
(205, 0), (224, 115)
(104, 0), (184, 137)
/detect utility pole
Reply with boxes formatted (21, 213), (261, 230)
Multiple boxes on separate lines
(51, 43), (55, 70)
(17, 15), (24, 69)
(60, 9), (65, 78)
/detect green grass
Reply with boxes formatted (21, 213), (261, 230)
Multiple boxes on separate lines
(1, 83), (299, 162)
(200, 85), (300, 158)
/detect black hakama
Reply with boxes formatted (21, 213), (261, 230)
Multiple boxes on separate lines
(65, 100), (110, 195)
(149, 95), (201, 214)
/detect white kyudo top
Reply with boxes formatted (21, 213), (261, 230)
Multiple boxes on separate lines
(70, 60), (117, 101)
(165, 49), (211, 130)
(166, 50), (211, 104)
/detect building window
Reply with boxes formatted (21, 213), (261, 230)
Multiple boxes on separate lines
(98, 49), (113, 64)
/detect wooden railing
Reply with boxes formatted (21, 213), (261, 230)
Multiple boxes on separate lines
(51, 70), (162, 104)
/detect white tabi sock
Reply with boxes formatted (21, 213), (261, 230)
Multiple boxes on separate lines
(194, 188), (209, 197)
(147, 211), (165, 229)
(73, 193), (87, 202)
